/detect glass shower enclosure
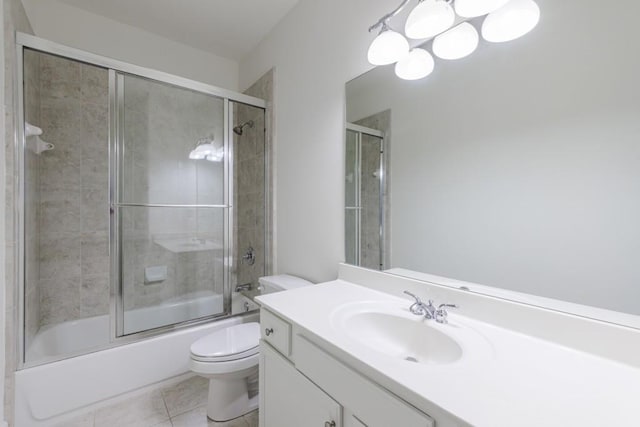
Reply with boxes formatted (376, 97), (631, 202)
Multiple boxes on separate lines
(17, 34), (267, 367)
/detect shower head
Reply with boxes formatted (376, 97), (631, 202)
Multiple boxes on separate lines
(233, 120), (254, 136)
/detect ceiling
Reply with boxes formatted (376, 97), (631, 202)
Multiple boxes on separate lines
(57, 0), (299, 61)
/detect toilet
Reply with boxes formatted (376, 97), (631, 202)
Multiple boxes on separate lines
(189, 274), (313, 422)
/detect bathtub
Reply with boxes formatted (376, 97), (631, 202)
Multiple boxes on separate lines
(26, 291), (225, 363)
(16, 292), (259, 426)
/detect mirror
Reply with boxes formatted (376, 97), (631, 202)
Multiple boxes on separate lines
(345, 0), (640, 327)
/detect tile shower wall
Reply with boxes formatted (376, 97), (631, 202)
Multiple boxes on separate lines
(355, 110), (391, 270)
(26, 52), (111, 327)
(232, 70), (273, 293)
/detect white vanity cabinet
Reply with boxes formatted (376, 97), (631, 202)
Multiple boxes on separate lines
(259, 308), (435, 427)
(260, 340), (342, 427)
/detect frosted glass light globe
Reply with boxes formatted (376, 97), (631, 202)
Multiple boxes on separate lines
(433, 22), (479, 60)
(454, 0), (510, 18)
(405, 0), (455, 40)
(395, 48), (435, 80)
(482, 0), (540, 42)
(367, 29), (410, 65)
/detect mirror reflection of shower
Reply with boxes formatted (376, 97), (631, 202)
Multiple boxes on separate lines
(233, 120), (254, 136)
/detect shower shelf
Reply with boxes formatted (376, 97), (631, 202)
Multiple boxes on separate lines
(25, 122), (54, 154)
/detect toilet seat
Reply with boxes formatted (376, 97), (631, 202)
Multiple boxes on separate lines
(190, 352), (259, 376)
(190, 322), (260, 363)
(190, 346), (259, 363)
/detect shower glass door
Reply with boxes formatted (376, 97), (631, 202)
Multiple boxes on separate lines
(21, 49), (112, 364)
(18, 34), (268, 367)
(117, 74), (229, 335)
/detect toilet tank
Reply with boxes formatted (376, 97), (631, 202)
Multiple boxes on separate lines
(258, 274), (313, 294)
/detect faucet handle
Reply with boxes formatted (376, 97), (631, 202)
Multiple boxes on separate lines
(435, 303), (458, 324)
(403, 290), (422, 303)
(438, 303), (458, 310)
(403, 290), (428, 316)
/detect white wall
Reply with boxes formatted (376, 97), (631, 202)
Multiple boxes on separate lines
(239, 0), (392, 282)
(345, 0), (640, 314)
(20, 0), (239, 90)
(239, 0), (640, 311)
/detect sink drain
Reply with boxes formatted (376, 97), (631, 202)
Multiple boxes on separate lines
(404, 356), (419, 363)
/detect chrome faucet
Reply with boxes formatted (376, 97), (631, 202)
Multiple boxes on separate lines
(403, 291), (458, 324)
(434, 303), (458, 324)
(235, 283), (252, 292)
(403, 291), (437, 318)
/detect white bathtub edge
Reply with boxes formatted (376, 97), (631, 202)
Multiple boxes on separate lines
(15, 313), (258, 426)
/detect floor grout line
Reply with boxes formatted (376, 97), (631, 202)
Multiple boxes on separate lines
(160, 388), (174, 426)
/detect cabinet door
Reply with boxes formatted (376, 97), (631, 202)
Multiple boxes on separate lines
(345, 413), (367, 427)
(261, 340), (342, 427)
(294, 335), (434, 427)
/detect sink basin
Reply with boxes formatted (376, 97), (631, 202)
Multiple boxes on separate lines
(331, 300), (493, 366)
(343, 311), (463, 364)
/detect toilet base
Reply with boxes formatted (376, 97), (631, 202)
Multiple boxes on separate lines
(206, 372), (259, 422)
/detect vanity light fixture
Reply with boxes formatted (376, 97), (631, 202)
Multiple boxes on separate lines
(405, 0), (456, 40)
(395, 48), (435, 80)
(367, 0), (539, 80)
(432, 22), (479, 60)
(367, 25), (410, 65)
(454, 0), (510, 18)
(482, 0), (540, 42)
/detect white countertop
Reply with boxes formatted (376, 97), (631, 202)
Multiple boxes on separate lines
(257, 280), (640, 427)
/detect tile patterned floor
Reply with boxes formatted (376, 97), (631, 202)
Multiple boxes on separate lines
(57, 376), (258, 427)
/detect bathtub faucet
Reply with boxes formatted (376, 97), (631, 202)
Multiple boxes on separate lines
(235, 283), (252, 292)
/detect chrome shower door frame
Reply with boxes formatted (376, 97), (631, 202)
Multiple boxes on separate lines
(15, 33), (266, 368)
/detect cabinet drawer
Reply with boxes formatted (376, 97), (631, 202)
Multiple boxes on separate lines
(295, 335), (434, 427)
(261, 308), (292, 357)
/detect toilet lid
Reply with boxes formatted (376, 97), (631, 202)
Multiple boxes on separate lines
(190, 322), (260, 360)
